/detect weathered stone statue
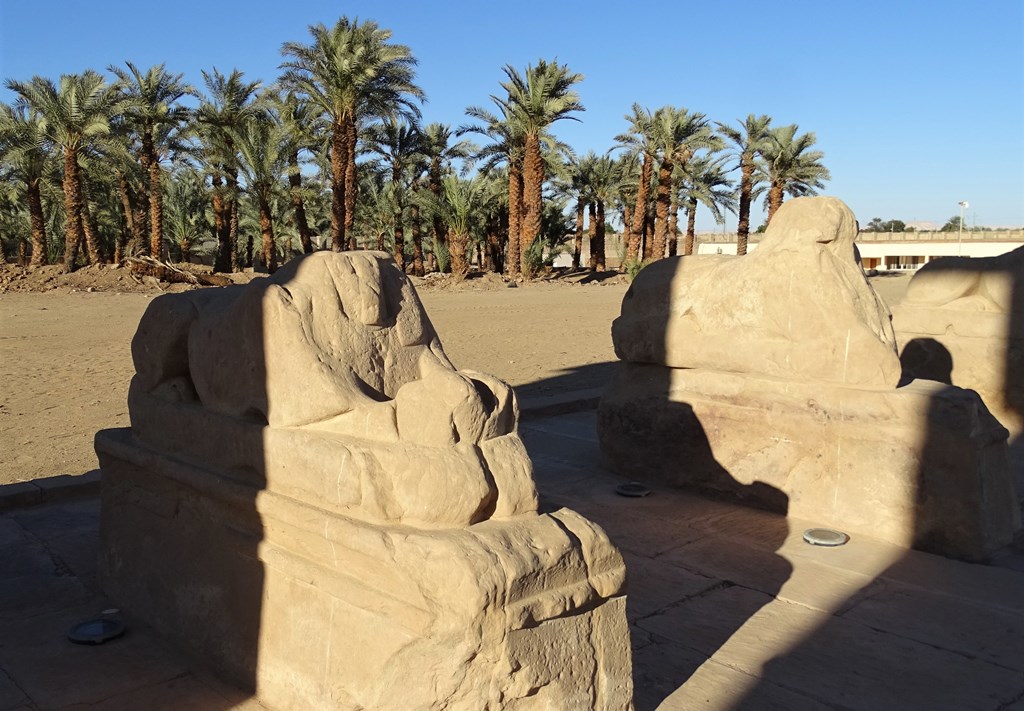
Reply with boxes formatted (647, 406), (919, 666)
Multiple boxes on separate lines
(97, 252), (631, 710)
(894, 246), (1024, 436)
(599, 197), (1020, 561)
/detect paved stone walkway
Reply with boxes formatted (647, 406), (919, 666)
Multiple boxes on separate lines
(1, 408), (1022, 710)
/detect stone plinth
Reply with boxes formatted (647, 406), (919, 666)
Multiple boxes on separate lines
(98, 251), (631, 710)
(598, 364), (1019, 561)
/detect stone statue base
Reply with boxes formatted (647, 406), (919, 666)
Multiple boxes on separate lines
(598, 364), (1019, 561)
(97, 428), (632, 710)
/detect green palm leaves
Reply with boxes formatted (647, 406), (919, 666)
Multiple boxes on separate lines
(280, 17), (424, 251)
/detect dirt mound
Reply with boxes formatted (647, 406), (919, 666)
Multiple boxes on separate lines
(0, 262), (258, 295)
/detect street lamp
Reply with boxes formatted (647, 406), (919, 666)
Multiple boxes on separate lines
(957, 200), (969, 256)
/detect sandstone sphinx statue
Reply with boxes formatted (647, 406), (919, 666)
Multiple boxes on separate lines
(893, 245), (1024, 437)
(96, 251), (631, 710)
(598, 197), (1020, 561)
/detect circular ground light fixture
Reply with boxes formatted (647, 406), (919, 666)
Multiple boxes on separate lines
(67, 614), (125, 645)
(615, 482), (652, 498)
(803, 528), (850, 547)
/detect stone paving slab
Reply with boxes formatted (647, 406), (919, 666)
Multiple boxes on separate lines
(0, 405), (1021, 709)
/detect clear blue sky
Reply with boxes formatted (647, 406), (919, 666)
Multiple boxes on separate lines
(2, 0), (1022, 230)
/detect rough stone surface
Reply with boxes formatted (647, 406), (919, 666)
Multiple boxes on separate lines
(100, 251), (631, 710)
(600, 197), (1020, 561)
(613, 197), (900, 389)
(893, 246), (1024, 435)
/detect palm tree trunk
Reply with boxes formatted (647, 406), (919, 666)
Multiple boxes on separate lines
(26, 178), (47, 267)
(736, 154), (753, 256)
(449, 228), (469, 279)
(212, 174), (232, 272)
(507, 162), (523, 277)
(668, 193), (679, 257)
(410, 203), (424, 276)
(329, 121), (347, 251)
(116, 173), (137, 262)
(642, 208), (653, 260)
(344, 117), (358, 250)
(520, 133), (543, 277)
(258, 195), (278, 273)
(75, 165), (104, 265)
(628, 152), (652, 262)
(430, 165), (447, 271)
(393, 201), (405, 271)
(595, 200), (606, 272)
(767, 180), (784, 225)
(289, 151), (313, 253)
(226, 167), (240, 271)
(573, 198), (584, 270)
(621, 202), (633, 261)
(148, 152), (164, 260)
(685, 197), (697, 256)
(587, 202), (597, 270)
(652, 158), (672, 261)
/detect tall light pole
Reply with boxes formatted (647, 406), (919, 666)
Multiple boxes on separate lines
(958, 200), (969, 256)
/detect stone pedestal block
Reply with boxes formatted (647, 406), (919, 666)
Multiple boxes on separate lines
(97, 428), (631, 710)
(598, 364), (1019, 561)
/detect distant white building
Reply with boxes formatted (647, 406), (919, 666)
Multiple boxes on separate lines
(695, 230), (1023, 270)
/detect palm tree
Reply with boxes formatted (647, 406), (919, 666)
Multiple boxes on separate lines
(494, 60), (583, 277)
(164, 166), (209, 262)
(5, 71), (118, 270)
(615, 104), (656, 264)
(647, 106), (721, 262)
(561, 153), (590, 270)
(432, 175), (483, 278)
(364, 117), (424, 272)
(271, 89), (318, 254)
(280, 17), (424, 251)
(0, 103), (50, 265)
(677, 153), (735, 256)
(716, 114), (772, 255)
(419, 122), (475, 271)
(109, 62), (195, 259)
(572, 151), (618, 271)
(231, 109), (290, 272)
(461, 104), (525, 277)
(197, 68), (261, 271)
(759, 124), (831, 224)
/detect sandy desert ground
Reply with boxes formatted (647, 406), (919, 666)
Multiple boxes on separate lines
(0, 265), (911, 486)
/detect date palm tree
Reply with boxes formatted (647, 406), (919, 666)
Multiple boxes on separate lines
(230, 108), (290, 272)
(271, 89), (318, 254)
(197, 68), (261, 271)
(461, 104), (525, 277)
(578, 152), (619, 272)
(109, 62), (195, 259)
(165, 166), (209, 263)
(280, 17), (424, 252)
(716, 114), (772, 255)
(0, 103), (50, 265)
(677, 153), (735, 256)
(760, 124), (831, 224)
(419, 122), (475, 271)
(364, 117), (425, 272)
(5, 71), (118, 270)
(494, 60), (583, 277)
(615, 104), (656, 263)
(432, 175), (483, 279)
(648, 106), (721, 261)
